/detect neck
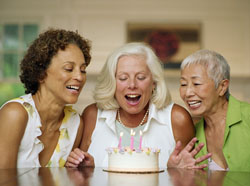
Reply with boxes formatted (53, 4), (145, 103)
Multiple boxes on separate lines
(32, 93), (64, 130)
(117, 107), (149, 128)
(204, 98), (228, 130)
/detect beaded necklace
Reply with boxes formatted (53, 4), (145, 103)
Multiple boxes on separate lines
(117, 108), (149, 127)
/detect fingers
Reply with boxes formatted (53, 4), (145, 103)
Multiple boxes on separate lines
(190, 142), (205, 157)
(184, 137), (198, 152)
(81, 152), (95, 167)
(67, 149), (95, 167)
(193, 164), (208, 169)
(186, 153), (212, 170)
(195, 153), (212, 164)
(66, 148), (85, 167)
(73, 148), (85, 160)
(65, 161), (79, 168)
(67, 154), (82, 165)
(171, 141), (182, 157)
(187, 163), (208, 169)
(81, 151), (91, 159)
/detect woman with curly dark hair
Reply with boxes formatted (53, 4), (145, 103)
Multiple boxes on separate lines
(0, 28), (94, 168)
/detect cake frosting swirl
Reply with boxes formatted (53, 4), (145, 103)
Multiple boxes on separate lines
(106, 147), (160, 173)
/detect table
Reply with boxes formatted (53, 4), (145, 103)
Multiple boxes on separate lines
(1, 167), (249, 186)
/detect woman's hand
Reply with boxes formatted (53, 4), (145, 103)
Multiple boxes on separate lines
(65, 148), (95, 168)
(167, 137), (212, 169)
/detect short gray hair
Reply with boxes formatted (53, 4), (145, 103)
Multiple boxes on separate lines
(181, 49), (230, 98)
(94, 42), (172, 110)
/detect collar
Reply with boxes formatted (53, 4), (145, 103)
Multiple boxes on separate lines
(196, 95), (242, 152)
(98, 102), (174, 133)
(224, 95), (242, 143)
(98, 108), (117, 133)
(226, 95), (242, 127)
(146, 102), (174, 126)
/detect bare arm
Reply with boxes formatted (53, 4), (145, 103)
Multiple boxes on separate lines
(79, 103), (97, 151)
(168, 104), (211, 169)
(72, 116), (84, 150)
(0, 102), (28, 168)
(171, 104), (195, 148)
(66, 103), (97, 167)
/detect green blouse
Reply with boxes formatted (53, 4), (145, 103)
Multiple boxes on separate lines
(195, 95), (250, 171)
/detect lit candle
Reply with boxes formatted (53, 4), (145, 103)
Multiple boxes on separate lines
(118, 132), (123, 149)
(139, 130), (143, 150)
(130, 129), (135, 150)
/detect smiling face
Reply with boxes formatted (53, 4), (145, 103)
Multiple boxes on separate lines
(115, 55), (155, 115)
(179, 64), (221, 117)
(40, 44), (87, 104)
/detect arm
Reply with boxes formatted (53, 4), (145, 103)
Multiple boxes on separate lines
(72, 116), (84, 150)
(79, 103), (97, 151)
(0, 102), (28, 168)
(171, 104), (195, 149)
(66, 103), (97, 167)
(167, 104), (211, 169)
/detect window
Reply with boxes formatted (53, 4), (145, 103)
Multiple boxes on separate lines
(0, 23), (39, 80)
(0, 23), (39, 106)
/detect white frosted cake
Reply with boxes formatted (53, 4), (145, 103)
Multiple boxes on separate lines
(106, 147), (160, 173)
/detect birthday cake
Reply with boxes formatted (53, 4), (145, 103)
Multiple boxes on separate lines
(106, 147), (160, 173)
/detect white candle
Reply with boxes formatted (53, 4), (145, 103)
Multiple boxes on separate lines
(139, 130), (143, 150)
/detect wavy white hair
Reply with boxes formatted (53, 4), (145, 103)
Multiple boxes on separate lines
(94, 42), (172, 110)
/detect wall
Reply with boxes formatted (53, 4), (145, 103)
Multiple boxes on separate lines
(1, 0), (250, 112)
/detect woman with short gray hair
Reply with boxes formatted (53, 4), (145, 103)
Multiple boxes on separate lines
(180, 49), (250, 171)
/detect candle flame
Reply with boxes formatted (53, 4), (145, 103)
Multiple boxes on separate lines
(120, 132), (123, 137)
(130, 129), (136, 136)
(140, 130), (142, 135)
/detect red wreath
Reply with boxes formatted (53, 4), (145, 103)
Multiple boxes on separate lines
(146, 31), (179, 63)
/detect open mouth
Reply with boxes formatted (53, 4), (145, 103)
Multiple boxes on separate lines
(187, 100), (201, 108)
(125, 94), (141, 104)
(66, 85), (80, 91)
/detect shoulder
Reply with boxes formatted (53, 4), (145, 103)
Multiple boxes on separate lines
(0, 102), (28, 140)
(229, 95), (250, 110)
(171, 104), (193, 125)
(82, 103), (98, 120)
(171, 104), (195, 147)
(81, 103), (98, 133)
(228, 95), (250, 122)
(237, 100), (250, 126)
(0, 102), (28, 168)
(239, 99), (250, 112)
(0, 102), (28, 124)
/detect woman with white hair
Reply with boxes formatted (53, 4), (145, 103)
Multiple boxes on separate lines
(179, 49), (250, 171)
(66, 43), (210, 169)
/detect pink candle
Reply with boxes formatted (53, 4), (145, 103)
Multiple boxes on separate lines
(139, 130), (143, 150)
(130, 129), (135, 150)
(118, 132), (123, 149)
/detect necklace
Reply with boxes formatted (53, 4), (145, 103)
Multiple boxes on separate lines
(117, 108), (149, 127)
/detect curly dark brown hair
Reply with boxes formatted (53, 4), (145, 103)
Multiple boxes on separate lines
(20, 28), (91, 94)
